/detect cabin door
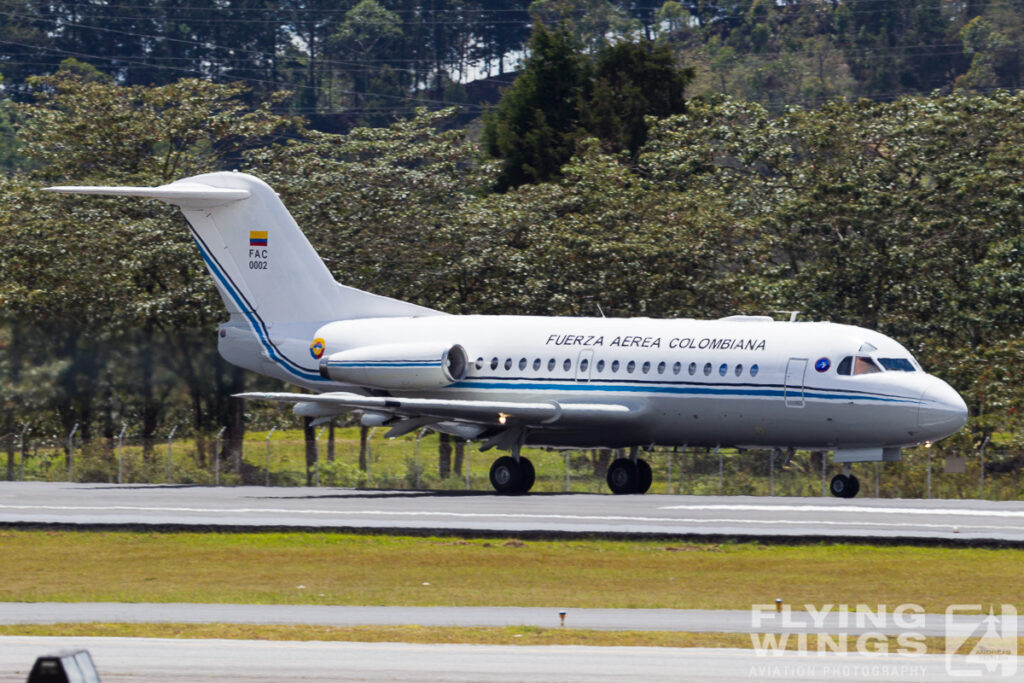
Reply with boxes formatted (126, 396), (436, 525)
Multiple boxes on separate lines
(784, 358), (807, 408)
(575, 349), (594, 382)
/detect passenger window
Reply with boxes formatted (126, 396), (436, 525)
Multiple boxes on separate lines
(703, 363), (712, 376)
(657, 361), (666, 375)
(475, 357), (484, 370)
(580, 358), (589, 372)
(750, 364), (759, 377)
(627, 360), (636, 373)
(518, 358), (527, 371)
(673, 361), (682, 375)
(490, 357), (499, 371)
(642, 361), (651, 374)
(504, 358), (512, 371)
(718, 363), (727, 376)
(611, 360), (620, 372)
(548, 358), (556, 371)
(533, 358), (541, 371)
(597, 359), (605, 372)
(734, 364), (743, 377)
(563, 358), (571, 371)
(688, 362), (696, 376)
(837, 356), (852, 376)
(854, 356), (881, 375)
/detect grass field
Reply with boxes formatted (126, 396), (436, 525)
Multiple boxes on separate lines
(0, 530), (1020, 613)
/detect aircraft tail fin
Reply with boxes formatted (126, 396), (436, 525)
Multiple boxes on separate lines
(47, 172), (437, 325)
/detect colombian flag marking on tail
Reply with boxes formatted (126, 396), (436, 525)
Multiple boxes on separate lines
(249, 230), (268, 247)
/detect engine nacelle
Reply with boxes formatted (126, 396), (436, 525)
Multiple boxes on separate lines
(318, 342), (468, 390)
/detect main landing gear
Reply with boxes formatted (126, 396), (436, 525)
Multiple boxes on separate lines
(607, 447), (652, 495)
(489, 455), (535, 494)
(829, 472), (860, 498)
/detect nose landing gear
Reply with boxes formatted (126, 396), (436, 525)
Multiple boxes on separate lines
(829, 472), (860, 498)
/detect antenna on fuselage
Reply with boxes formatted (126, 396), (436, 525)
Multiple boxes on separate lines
(596, 303), (606, 318)
(775, 310), (800, 322)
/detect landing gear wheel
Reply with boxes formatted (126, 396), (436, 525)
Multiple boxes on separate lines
(490, 456), (523, 494)
(607, 458), (638, 495)
(847, 474), (860, 498)
(636, 458), (653, 494)
(518, 457), (535, 494)
(829, 473), (860, 498)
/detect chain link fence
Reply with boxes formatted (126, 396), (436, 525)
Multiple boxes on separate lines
(0, 428), (1021, 499)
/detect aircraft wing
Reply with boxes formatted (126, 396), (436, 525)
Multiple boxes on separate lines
(235, 391), (631, 426)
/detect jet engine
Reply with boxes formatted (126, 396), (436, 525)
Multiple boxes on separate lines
(318, 342), (468, 390)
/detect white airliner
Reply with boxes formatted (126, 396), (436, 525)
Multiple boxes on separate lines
(49, 172), (968, 497)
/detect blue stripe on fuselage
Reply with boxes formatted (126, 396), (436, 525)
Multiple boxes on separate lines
(449, 378), (921, 404)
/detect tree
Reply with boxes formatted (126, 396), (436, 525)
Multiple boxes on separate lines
(482, 22), (590, 190)
(584, 39), (692, 156)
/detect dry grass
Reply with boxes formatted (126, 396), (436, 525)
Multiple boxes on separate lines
(1, 623), (1020, 656)
(0, 530), (1021, 612)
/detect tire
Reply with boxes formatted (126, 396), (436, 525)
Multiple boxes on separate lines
(829, 474), (850, 498)
(847, 474), (860, 498)
(518, 457), (535, 494)
(490, 456), (523, 494)
(636, 458), (653, 494)
(607, 458), (638, 495)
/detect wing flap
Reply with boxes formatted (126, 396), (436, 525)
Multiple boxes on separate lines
(236, 391), (631, 426)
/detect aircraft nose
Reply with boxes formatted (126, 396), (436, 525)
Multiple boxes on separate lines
(918, 379), (968, 438)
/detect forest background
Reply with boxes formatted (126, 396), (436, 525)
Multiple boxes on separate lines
(1, 0), (1023, 482)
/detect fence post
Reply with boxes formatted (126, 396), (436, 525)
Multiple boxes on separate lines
(465, 446), (470, 490)
(874, 462), (879, 498)
(366, 427), (376, 485)
(667, 448), (673, 495)
(926, 446), (932, 499)
(717, 445), (723, 495)
(265, 427), (276, 486)
(979, 435), (990, 499)
(214, 427), (226, 486)
(415, 428), (427, 489)
(19, 423), (29, 481)
(166, 425), (178, 484)
(770, 450), (775, 497)
(821, 451), (827, 497)
(117, 424), (127, 484)
(67, 423), (78, 483)
(315, 427), (325, 487)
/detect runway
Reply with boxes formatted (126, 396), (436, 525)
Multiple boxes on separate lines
(1, 482), (1023, 543)
(0, 636), (1013, 682)
(4, 603), (1023, 637)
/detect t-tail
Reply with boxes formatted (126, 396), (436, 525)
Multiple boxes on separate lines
(47, 171), (440, 388)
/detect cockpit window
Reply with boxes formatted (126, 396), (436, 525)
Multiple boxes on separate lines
(853, 356), (881, 375)
(837, 356), (853, 376)
(879, 358), (916, 372)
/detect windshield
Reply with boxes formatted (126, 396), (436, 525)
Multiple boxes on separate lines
(878, 357), (916, 372)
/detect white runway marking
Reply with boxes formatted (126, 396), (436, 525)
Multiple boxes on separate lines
(0, 504), (1019, 531)
(659, 503), (1024, 517)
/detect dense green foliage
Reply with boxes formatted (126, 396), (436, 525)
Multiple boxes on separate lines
(0, 1), (1022, 122)
(482, 25), (693, 189)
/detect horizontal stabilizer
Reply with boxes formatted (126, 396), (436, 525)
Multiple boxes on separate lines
(236, 391), (632, 426)
(45, 182), (250, 209)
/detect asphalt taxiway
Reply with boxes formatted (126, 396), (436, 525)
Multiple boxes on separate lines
(1, 636), (1015, 682)
(1, 482), (1023, 543)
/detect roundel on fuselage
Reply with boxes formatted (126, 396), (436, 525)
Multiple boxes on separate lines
(815, 357), (831, 373)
